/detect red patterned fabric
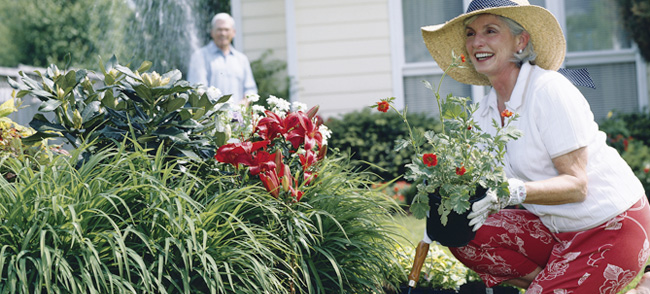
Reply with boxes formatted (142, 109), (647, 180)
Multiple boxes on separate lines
(450, 197), (650, 293)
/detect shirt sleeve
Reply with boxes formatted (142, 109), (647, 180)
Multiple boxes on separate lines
(187, 49), (208, 86)
(535, 75), (595, 158)
(242, 57), (258, 96)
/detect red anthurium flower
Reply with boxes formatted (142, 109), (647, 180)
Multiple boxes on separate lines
(317, 144), (328, 161)
(501, 109), (513, 118)
(285, 111), (323, 150)
(456, 166), (467, 176)
(306, 105), (320, 119)
(215, 140), (270, 167)
(259, 171), (281, 198)
(377, 101), (390, 113)
(255, 110), (286, 141)
(295, 190), (304, 202)
(303, 171), (317, 186)
(249, 151), (276, 176)
(299, 150), (318, 171)
(422, 153), (437, 167)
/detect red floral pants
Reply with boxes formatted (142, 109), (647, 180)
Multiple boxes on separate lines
(449, 197), (650, 293)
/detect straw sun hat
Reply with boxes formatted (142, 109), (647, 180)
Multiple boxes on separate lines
(421, 0), (566, 86)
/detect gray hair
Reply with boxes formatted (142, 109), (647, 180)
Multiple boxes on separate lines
(211, 12), (235, 30)
(464, 14), (537, 67)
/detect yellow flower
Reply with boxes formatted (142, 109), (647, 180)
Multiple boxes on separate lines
(139, 71), (170, 87)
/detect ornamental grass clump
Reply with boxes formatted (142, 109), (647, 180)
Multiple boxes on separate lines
(373, 52), (522, 225)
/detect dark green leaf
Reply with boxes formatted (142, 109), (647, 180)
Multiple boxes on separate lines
(80, 101), (102, 122)
(29, 114), (66, 133)
(38, 99), (63, 112)
(216, 94), (232, 104)
(97, 125), (127, 140)
(21, 132), (60, 145)
(173, 119), (202, 129)
(165, 97), (186, 112)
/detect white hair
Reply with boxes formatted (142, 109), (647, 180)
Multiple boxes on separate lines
(211, 13), (235, 30)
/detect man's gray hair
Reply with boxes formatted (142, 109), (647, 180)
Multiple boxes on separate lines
(211, 12), (235, 30)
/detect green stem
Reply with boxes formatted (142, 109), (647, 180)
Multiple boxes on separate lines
(394, 105), (420, 155)
(435, 64), (454, 136)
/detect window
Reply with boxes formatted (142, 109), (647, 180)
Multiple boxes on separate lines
(565, 0), (631, 52)
(400, 0), (470, 115)
(561, 0), (642, 121)
(392, 0), (647, 121)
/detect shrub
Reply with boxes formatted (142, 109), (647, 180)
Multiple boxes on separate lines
(326, 108), (441, 183)
(9, 56), (232, 164)
(615, 0), (650, 61)
(250, 49), (291, 109)
(599, 110), (650, 193)
(0, 97), (67, 180)
(4, 57), (406, 292)
(622, 141), (650, 193)
(0, 142), (293, 293)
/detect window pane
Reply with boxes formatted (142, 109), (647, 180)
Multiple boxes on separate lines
(402, 0), (464, 63)
(565, 0), (631, 52)
(568, 63), (638, 122)
(404, 74), (471, 115)
(529, 0), (545, 6)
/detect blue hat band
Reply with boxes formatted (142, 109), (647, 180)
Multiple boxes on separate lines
(466, 0), (519, 13)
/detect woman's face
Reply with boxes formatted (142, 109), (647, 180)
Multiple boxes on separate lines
(465, 14), (522, 79)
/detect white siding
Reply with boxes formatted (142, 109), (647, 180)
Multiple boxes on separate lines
(293, 0), (393, 118)
(239, 0), (394, 118)
(240, 0), (288, 62)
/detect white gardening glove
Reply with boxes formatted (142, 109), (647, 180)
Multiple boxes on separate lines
(468, 188), (499, 232)
(467, 178), (527, 232)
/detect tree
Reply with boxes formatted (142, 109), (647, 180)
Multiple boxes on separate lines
(0, 0), (130, 69)
(0, 0), (230, 72)
(615, 0), (650, 61)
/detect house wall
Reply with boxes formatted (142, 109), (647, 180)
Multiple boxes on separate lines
(238, 0), (394, 118)
(240, 0), (288, 62)
(292, 0), (394, 118)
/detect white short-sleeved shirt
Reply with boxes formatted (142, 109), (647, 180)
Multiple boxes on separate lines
(475, 62), (645, 232)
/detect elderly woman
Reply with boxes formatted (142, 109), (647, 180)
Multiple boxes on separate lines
(419, 0), (650, 292)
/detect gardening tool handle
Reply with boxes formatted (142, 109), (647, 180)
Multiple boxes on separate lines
(407, 240), (430, 287)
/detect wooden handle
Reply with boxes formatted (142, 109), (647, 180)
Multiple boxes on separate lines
(407, 240), (430, 287)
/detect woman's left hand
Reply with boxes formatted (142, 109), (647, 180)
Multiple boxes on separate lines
(468, 178), (527, 231)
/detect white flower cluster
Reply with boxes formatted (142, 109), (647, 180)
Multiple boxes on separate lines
(267, 95), (291, 113)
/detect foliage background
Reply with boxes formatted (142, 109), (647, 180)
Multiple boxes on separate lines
(0, 0), (230, 73)
(615, 0), (650, 61)
(325, 108), (441, 183)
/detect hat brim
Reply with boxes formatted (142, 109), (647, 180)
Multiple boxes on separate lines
(421, 5), (566, 86)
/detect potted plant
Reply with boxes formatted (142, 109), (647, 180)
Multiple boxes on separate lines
(374, 52), (522, 247)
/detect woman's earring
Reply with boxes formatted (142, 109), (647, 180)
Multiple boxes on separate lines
(517, 49), (523, 54)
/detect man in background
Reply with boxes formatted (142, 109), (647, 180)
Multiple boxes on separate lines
(187, 12), (257, 104)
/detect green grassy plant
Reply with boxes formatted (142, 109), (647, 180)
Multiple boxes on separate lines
(0, 142), (293, 293)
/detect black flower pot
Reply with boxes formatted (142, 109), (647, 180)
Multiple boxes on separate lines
(426, 186), (488, 247)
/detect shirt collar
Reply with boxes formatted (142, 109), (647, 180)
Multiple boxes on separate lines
(481, 62), (533, 117)
(207, 42), (234, 56)
(504, 62), (533, 111)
